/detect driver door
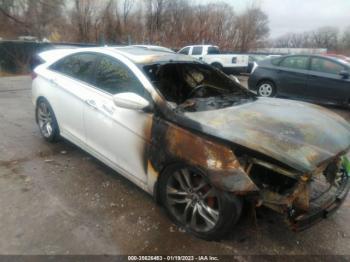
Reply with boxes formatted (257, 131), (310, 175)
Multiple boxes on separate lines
(83, 54), (153, 183)
(306, 57), (349, 104)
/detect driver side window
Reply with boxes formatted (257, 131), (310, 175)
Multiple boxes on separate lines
(95, 56), (150, 100)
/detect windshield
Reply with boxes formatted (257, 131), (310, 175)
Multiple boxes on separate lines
(143, 62), (255, 112)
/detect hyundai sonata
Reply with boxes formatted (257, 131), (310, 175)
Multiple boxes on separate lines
(32, 47), (350, 240)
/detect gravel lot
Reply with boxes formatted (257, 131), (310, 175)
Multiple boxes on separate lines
(0, 76), (350, 256)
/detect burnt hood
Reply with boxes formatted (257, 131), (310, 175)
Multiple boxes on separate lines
(183, 97), (350, 173)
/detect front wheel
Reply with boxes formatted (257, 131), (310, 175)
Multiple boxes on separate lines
(257, 81), (276, 97)
(159, 165), (242, 240)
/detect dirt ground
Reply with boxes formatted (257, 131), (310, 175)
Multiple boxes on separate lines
(0, 76), (350, 256)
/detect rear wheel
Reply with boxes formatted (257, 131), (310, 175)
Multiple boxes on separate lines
(36, 98), (60, 142)
(159, 164), (242, 240)
(257, 81), (276, 97)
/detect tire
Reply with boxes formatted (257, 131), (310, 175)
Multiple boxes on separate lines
(211, 63), (224, 72)
(257, 81), (276, 97)
(36, 98), (60, 142)
(159, 164), (242, 240)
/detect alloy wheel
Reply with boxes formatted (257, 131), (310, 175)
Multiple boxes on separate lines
(165, 168), (220, 232)
(37, 101), (53, 138)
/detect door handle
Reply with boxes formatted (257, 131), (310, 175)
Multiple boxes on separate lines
(85, 99), (98, 110)
(48, 78), (57, 85)
(102, 104), (115, 115)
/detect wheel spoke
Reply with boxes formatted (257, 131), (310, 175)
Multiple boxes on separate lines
(181, 169), (193, 189)
(203, 188), (215, 199)
(174, 171), (189, 192)
(194, 180), (207, 192)
(168, 195), (189, 205)
(42, 103), (49, 115)
(167, 185), (188, 197)
(182, 201), (192, 222)
(197, 204), (216, 228)
(199, 202), (219, 221)
(190, 204), (198, 228)
(46, 123), (53, 135)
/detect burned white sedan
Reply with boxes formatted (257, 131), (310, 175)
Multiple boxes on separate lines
(32, 47), (350, 240)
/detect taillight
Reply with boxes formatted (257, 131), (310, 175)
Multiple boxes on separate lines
(31, 72), (37, 80)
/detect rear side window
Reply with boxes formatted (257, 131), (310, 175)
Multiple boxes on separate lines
(95, 56), (145, 97)
(280, 56), (309, 70)
(50, 53), (97, 84)
(271, 57), (283, 65)
(192, 47), (203, 55)
(208, 47), (220, 54)
(311, 57), (345, 75)
(179, 47), (190, 55)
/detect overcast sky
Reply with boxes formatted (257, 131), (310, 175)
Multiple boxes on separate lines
(204, 0), (350, 38)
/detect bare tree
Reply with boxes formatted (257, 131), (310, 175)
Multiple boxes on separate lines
(235, 5), (269, 51)
(1, 0), (271, 51)
(311, 26), (339, 50)
(122, 0), (135, 25)
(342, 27), (350, 50)
(0, 0), (64, 39)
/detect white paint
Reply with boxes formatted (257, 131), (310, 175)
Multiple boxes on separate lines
(33, 47), (162, 195)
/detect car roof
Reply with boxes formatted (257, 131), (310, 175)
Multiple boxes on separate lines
(278, 54), (350, 66)
(180, 45), (219, 49)
(131, 45), (174, 53)
(40, 46), (198, 65)
(112, 46), (196, 64)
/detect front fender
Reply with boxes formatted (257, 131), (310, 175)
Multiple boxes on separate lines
(149, 119), (258, 195)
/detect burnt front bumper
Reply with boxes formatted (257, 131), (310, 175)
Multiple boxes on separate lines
(288, 169), (350, 232)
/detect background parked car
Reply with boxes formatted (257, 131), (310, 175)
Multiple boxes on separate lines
(131, 45), (175, 53)
(324, 53), (350, 63)
(247, 54), (269, 73)
(248, 55), (350, 107)
(178, 45), (249, 74)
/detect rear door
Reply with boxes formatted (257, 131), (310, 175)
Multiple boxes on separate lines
(306, 57), (350, 104)
(276, 56), (310, 97)
(48, 52), (98, 144)
(190, 46), (204, 59)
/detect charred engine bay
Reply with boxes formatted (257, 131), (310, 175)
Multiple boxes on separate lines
(176, 93), (256, 112)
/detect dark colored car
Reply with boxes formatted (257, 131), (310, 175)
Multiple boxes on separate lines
(248, 55), (350, 107)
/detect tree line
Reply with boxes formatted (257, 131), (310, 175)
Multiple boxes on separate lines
(0, 0), (269, 51)
(0, 0), (349, 54)
(272, 26), (350, 54)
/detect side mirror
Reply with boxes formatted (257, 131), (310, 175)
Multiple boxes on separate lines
(113, 92), (152, 111)
(339, 70), (350, 79)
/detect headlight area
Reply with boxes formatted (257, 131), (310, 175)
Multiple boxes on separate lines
(241, 155), (350, 232)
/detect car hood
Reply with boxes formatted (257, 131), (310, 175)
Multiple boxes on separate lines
(183, 97), (350, 173)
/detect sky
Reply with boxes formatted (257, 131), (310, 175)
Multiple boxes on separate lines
(204, 0), (350, 38)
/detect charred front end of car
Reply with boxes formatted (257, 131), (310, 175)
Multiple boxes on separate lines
(149, 111), (350, 231)
(236, 150), (350, 231)
(145, 60), (350, 233)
